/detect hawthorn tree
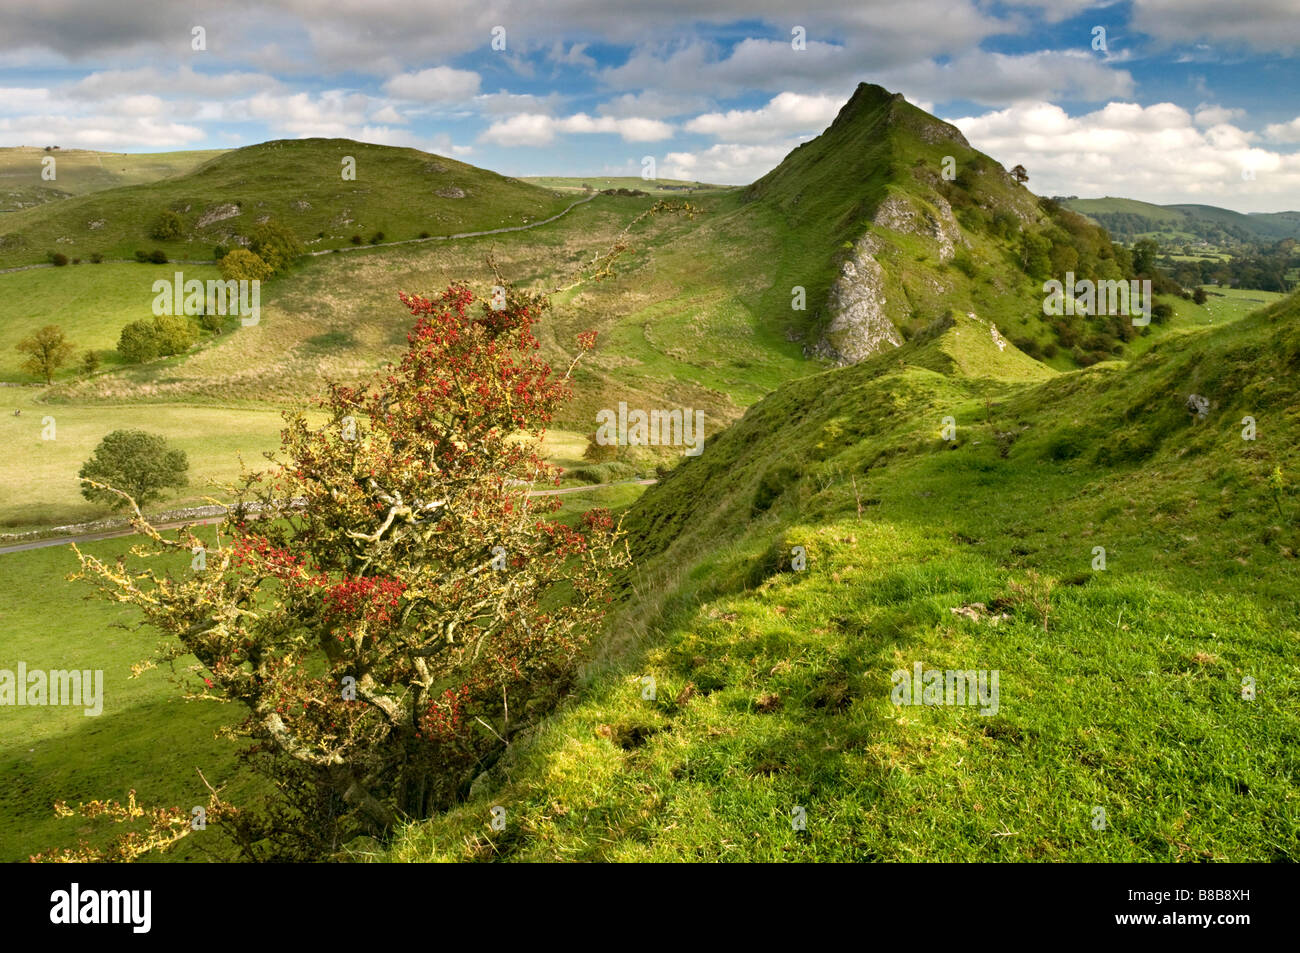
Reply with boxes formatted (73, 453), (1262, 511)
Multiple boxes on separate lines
(69, 282), (627, 860)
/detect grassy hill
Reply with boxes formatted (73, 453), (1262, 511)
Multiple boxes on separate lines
(0, 146), (229, 212)
(1065, 196), (1300, 245)
(383, 298), (1300, 861)
(738, 84), (1147, 369)
(0, 139), (573, 268)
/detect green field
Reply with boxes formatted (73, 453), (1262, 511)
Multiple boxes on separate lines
(0, 530), (249, 862)
(0, 262), (227, 381)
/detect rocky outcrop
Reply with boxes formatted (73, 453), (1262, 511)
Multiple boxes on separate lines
(197, 203), (240, 228)
(809, 234), (903, 365)
(813, 191), (972, 365)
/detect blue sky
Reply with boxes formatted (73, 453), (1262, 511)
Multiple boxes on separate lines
(2, 0), (1298, 211)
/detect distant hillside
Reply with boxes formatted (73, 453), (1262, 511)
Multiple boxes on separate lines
(0, 138), (572, 268)
(0, 146), (228, 211)
(1063, 196), (1300, 245)
(521, 175), (727, 195)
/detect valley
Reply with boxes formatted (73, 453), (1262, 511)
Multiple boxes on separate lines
(1, 83), (1296, 865)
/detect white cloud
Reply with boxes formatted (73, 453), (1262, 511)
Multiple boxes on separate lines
(879, 49), (1134, 107)
(951, 100), (1300, 213)
(382, 67), (481, 102)
(0, 114), (206, 150)
(659, 140), (801, 184)
(548, 41), (597, 69)
(685, 92), (842, 142)
(1195, 104), (1246, 127)
(478, 113), (560, 146)
(597, 91), (710, 120)
(67, 66), (280, 101)
(480, 112), (673, 146)
(1263, 117), (1300, 144)
(1132, 0), (1300, 53)
(369, 105), (407, 124)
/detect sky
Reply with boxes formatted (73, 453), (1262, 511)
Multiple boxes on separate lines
(1, 0), (1298, 213)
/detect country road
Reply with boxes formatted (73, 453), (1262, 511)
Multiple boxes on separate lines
(0, 478), (656, 555)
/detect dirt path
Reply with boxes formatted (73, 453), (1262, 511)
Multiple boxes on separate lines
(0, 477), (656, 554)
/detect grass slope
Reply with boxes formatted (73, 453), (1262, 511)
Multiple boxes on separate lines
(0, 139), (573, 268)
(0, 147), (229, 212)
(384, 300), (1300, 862)
(1066, 196), (1300, 244)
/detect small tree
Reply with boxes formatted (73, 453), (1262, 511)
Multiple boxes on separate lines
(81, 349), (101, 375)
(218, 248), (273, 282)
(247, 219), (303, 275)
(69, 283), (626, 859)
(1010, 164), (1029, 184)
(1193, 286), (1207, 305)
(153, 314), (197, 355)
(151, 210), (184, 241)
(78, 430), (188, 510)
(16, 324), (75, 383)
(582, 431), (618, 464)
(117, 320), (159, 363)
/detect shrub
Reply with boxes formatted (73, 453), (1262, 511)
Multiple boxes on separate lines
(81, 350), (100, 375)
(152, 314), (197, 355)
(350, 234), (363, 245)
(50, 252), (68, 266)
(582, 432), (617, 464)
(369, 231), (385, 244)
(950, 250), (978, 278)
(117, 319), (160, 363)
(419, 231), (431, 239)
(89, 253), (103, 264)
(1193, 286), (1208, 305)
(71, 282), (624, 860)
(213, 244), (230, 261)
(247, 219), (303, 274)
(571, 461), (636, 484)
(78, 430), (188, 510)
(1010, 335), (1043, 360)
(753, 462), (801, 515)
(148, 249), (168, 264)
(150, 210), (184, 241)
(134, 250), (150, 263)
(218, 248), (273, 282)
